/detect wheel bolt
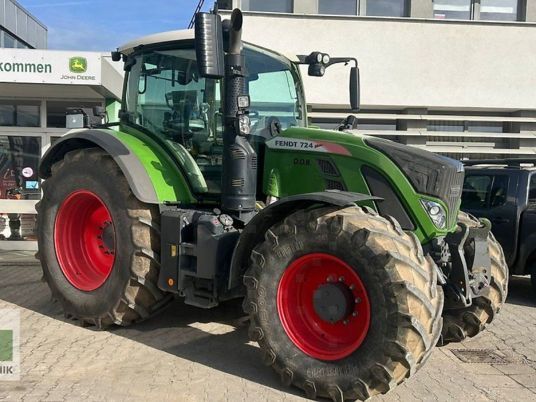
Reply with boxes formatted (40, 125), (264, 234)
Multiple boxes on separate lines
(326, 276), (334, 282)
(338, 276), (345, 282)
(349, 284), (355, 290)
(355, 298), (361, 304)
(343, 320), (349, 325)
(352, 312), (357, 317)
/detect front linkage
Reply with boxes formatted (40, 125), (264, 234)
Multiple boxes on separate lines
(441, 217), (492, 310)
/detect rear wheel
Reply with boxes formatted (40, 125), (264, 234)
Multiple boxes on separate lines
(37, 148), (171, 328)
(440, 212), (508, 345)
(243, 206), (443, 400)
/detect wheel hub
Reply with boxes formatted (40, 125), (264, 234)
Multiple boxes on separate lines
(277, 253), (371, 361)
(313, 283), (354, 323)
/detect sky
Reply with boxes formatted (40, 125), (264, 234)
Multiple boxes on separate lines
(20, 0), (213, 51)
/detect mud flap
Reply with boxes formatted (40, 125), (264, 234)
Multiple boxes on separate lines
(444, 218), (492, 309)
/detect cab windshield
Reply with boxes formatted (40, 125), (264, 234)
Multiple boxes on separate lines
(124, 44), (305, 194)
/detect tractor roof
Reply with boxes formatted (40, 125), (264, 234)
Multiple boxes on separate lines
(118, 29), (195, 55)
(117, 29), (300, 62)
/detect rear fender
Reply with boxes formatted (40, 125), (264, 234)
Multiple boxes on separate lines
(39, 129), (195, 204)
(227, 191), (379, 290)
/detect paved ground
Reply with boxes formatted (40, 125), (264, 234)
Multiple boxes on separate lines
(0, 259), (536, 401)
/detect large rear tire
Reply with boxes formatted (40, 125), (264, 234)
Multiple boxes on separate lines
(440, 211), (508, 345)
(37, 148), (171, 328)
(243, 206), (443, 400)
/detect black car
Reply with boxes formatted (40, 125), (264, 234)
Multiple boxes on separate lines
(461, 159), (536, 289)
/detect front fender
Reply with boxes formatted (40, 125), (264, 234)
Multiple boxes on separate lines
(39, 129), (196, 205)
(227, 191), (379, 290)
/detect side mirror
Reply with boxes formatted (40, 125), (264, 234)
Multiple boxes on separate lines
(194, 13), (225, 79)
(350, 66), (360, 111)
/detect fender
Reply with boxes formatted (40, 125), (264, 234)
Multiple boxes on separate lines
(227, 191), (380, 290)
(39, 129), (195, 205)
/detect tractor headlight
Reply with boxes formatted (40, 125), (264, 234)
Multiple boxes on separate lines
(421, 199), (446, 229)
(238, 114), (251, 136)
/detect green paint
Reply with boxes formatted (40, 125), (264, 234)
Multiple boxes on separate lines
(263, 126), (458, 243)
(0, 330), (13, 362)
(103, 126), (196, 204)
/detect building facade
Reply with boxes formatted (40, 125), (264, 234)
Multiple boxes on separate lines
(0, 5), (122, 249)
(219, 0), (536, 158)
(0, 0), (47, 49)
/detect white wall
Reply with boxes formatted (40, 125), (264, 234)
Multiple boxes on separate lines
(229, 12), (536, 111)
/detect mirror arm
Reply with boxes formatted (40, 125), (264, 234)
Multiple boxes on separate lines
(325, 57), (358, 68)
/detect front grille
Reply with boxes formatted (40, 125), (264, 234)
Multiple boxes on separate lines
(444, 169), (464, 228)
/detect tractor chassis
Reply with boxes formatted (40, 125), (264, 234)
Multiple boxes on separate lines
(158, 208), (240, 308)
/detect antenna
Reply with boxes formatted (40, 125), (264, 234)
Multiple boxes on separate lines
(189, 0), (206, 29)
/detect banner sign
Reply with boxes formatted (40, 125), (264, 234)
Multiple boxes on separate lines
(0, 49), (102, 85)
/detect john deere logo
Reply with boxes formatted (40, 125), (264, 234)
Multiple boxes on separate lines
(69, 57), (87, 73)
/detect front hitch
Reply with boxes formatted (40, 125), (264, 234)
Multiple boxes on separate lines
(443, 218), (492, 309)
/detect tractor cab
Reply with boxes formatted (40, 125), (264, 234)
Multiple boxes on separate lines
(117, 31), (307, 195)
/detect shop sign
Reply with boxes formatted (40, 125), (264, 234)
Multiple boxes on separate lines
(0, 49), (102, 85)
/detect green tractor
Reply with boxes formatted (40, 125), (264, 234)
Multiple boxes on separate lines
(37, 9), (508, 401)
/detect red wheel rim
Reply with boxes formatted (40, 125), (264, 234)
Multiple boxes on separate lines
(277, 253), (371, 361)
(54, 190), (116, 291)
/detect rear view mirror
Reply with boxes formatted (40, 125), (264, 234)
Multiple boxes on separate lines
(350, 66), (360, 111)
(195, 13), (225, 79)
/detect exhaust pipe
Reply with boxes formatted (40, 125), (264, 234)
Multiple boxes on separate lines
(221, 9), (257, 224)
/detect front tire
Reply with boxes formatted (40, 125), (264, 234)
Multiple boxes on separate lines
(440, 212), (508, 344)
(37, 148), (171, 328)
(243, 206), (443, 400)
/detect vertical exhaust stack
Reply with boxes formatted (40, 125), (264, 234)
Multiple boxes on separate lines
(220, 9), (257, 223)
(195, 8), (257, 224)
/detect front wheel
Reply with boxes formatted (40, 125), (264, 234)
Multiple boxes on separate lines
(243, 206), (443, 400)
(37, 148), (171, 328)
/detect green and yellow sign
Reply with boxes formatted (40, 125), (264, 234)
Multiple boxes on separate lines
(69, 57), (87, 73)
(0, 330), (13, 362)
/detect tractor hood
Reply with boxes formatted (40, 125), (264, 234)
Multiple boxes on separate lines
(263, 126), (465, 240)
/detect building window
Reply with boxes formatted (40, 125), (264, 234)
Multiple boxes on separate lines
(319, 0), (359, 16)
(216, 0), (233, 10)
(0, 102), (40, 127)
(467, 122), (504, 132)
(47, 101), (103, 128)
(366, 0), (408, 17)
(3, 31), (16, 48)
(433, 0), (472, 19)
(242, 0), (293, 13)
(480, 0), (518, 21)
(0, 136), (41, 199)
(433, 0), (520, 21)
(428, 121), (465, 132)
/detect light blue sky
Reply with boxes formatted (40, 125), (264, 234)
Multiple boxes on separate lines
(20, 0), (213, 51)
